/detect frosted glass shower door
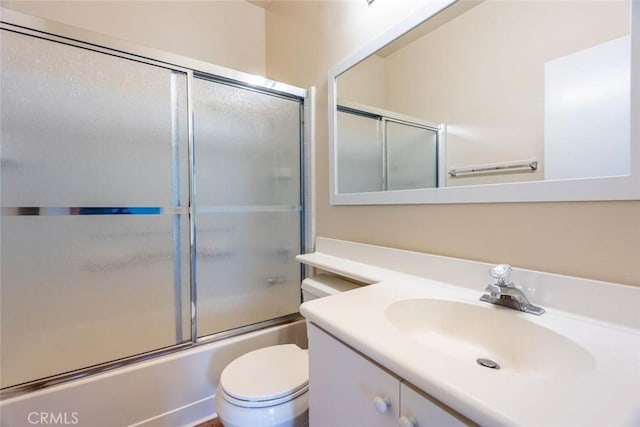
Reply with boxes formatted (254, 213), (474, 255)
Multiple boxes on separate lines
(336, 110), (383, 193)
(0, 30), (190, 388)
(386, 121), (438, 190)
(193, 78), (302, 337)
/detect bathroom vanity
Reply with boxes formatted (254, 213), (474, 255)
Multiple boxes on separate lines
(298, 238), (640, 427)
(308, 323), (472, 427)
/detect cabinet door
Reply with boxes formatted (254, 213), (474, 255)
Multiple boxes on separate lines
(308, 324), (399, 427)
(400, 382), (475, 427)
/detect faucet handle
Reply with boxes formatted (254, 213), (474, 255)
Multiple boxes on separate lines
(489, 264), (512, 285)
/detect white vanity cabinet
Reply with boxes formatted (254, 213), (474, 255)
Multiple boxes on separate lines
(308, 324), (474, 427)
(399, 382), (471, 427)
(308, 323), (399, 426)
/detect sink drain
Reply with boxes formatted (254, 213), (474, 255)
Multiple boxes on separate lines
(476, 358), (500, 370)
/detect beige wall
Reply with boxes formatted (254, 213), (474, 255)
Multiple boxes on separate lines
(337, 54), (386, 109)
(1, 0), (266, 75)
(265, 0), (640, 287)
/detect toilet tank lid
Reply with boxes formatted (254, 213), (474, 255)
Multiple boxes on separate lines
(301, 274), (362, 298)
(220, 344), (308, 402)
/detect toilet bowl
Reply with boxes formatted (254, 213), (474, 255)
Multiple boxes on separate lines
(215, 274), (361, 427)
(215, 345), (309, 427)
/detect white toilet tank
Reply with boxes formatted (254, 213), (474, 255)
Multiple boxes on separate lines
(301, 273), (362, 302)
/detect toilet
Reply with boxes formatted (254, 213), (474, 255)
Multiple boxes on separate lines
(215, 274), (362, 427)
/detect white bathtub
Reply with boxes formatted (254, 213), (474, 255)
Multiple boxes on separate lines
(0, 320), (308, 427)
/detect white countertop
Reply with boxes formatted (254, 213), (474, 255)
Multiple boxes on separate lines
(298, 238), (640, 427)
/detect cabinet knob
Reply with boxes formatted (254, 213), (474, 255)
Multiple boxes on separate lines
(399, 415), (418, 427)
(373, 396), (391, 414)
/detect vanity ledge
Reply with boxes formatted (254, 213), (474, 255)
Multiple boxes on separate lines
(297, 237), (640, 330)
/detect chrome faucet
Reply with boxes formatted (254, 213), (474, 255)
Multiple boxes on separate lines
(480, 264), (545, 315)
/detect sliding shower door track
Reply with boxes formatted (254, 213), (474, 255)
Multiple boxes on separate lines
(0, 313), (304, 399)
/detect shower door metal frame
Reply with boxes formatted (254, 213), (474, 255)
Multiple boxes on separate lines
(0, 7), (310, 398)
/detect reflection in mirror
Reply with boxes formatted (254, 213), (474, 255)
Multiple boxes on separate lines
(335, 0), (631, 194)
(386, 120), (438, 190)
(336, 102), (442, 193)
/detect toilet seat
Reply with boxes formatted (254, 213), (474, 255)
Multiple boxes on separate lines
(220, 383), (308, 408)
(219, 344), (309, 408)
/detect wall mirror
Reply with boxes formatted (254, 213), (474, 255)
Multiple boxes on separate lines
(329, 0), (639, 204)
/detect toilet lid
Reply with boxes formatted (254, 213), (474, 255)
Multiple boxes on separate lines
(220, 344), (308, 402)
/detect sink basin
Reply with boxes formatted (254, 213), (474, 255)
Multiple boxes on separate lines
(385, 298), (595, 378)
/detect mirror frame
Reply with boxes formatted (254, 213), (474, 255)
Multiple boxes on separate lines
(328, 0), (640, 204)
